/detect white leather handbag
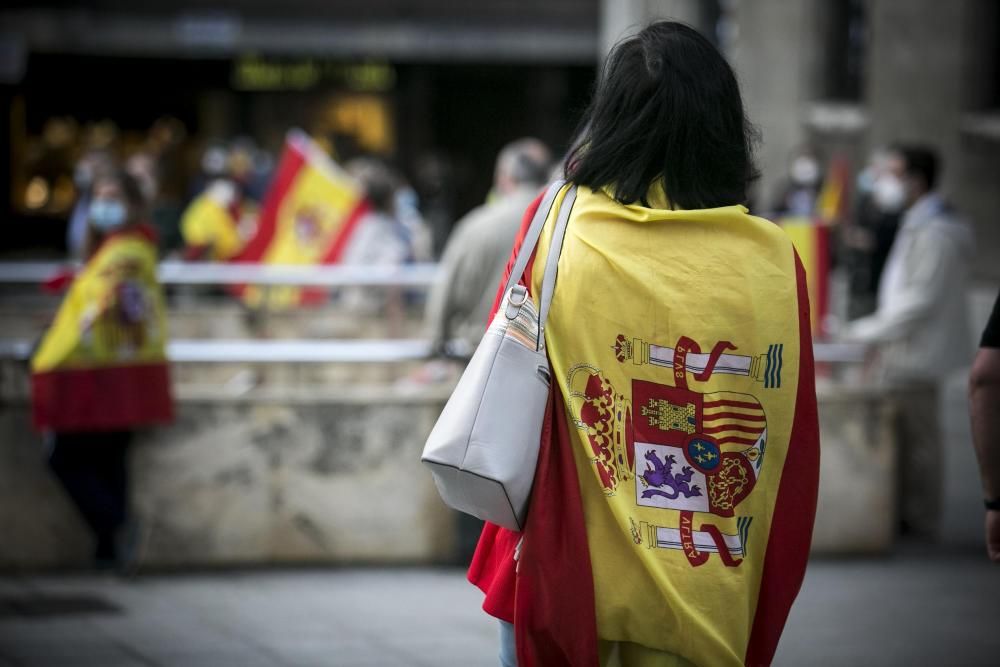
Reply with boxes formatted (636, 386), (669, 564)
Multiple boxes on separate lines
(421, 181), (577, 531)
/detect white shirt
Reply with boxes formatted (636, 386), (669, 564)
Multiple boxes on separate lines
(845, 193), (975, 382)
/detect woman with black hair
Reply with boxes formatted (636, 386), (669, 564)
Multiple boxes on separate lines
(466, 21), (820, 667)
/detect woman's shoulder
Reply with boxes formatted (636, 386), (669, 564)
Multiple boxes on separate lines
(575, 186), (788, 239)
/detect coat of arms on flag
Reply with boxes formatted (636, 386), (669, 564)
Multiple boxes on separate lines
(570, 333), (776, 568)
(631, 380), (765, 517)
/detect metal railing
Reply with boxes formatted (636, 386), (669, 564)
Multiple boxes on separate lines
(0, 339), (433, 364)
(0, 261), (442, 288)
(0, 338), (863, 365)
(0, 261), (866, 364)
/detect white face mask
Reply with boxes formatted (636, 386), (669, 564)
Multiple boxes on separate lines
(872, 175), (905, 213)
(790, 157), (820, 187)
(89, 199), (127, 231)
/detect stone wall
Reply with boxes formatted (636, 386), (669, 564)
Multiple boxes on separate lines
(810, 383), (897, 554)
(0, 385), (456, 570)
(2, 356), (915, 569)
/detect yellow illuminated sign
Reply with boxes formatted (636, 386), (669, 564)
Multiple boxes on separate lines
(232, 57), (396, 92)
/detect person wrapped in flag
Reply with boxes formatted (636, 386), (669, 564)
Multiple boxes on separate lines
(466, 21), (820, 667)
(181, 142), (259, 262)
(32, 169), (173, 568)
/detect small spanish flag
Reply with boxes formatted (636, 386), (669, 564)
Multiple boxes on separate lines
(781, 154), (849, 337)
(815, 154), (851, 226)
(236, 131), (369, 308)
(31, 226), (173, 432)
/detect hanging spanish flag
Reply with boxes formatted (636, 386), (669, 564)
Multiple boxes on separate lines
(235, 130), (369, 308)
(778, 154), (849, 337)
(468, 185), (820, 667)
(31, 226), (173, 432)
(815, 154), (851, 226)
(780, 218), (830, 337)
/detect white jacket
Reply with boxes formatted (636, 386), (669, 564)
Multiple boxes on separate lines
(844, 193), (975, 382)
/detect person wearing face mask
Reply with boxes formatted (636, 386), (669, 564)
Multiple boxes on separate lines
(772, 147), (823, 218)
(842, 144), (974, 540)
(842, 149), (905, 318)
(32, 170), (174, 569)
(66, 149), (115, 259)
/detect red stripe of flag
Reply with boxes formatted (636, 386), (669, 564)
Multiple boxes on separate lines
(33, 363), (173, 432)
(318, 198), (371, 264)
(702, 423), (765, 435)
(703, 411), (766, 422)
(814, 224), (830, 337)
(229, 142), (307, 300)
(704, 399), (761, 410)
(298, 198), (373, 305)
(717, 435), (763, 446)
(235, 143), (307, 263)
(744, 250), (820, 666)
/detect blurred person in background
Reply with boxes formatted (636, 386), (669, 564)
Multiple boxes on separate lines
(342, 157), (426, 267)
(125, 152), (158, 206)
(127, 150), (177, 255)
(469, 22), (819, 667)
(970, 290), (1000, 563)
(341, 158), (429, 327)
(423, 138), (550, 359)
(140, 117), (190, 255)
(66, 149), (115, 259)
(842, 145), (974, 539)
(394, 175), (434, 264)
(32, 169), (173, 569)
(841, 148), (905, 318)
(771, 145), (823, 218)
(187, 141), (227, 200)
(180, 140), (259, 261)
(412, 152), (457, 258)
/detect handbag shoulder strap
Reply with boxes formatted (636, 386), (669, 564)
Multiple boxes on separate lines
(499, 179), (566, 300)
(537, 185), (577, 346)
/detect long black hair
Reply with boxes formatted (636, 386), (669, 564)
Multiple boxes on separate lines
(566, 21), (759, 210)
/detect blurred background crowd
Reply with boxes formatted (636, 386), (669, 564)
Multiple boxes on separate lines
(0, 0), (998, 573)
(1, 1), (998, 282)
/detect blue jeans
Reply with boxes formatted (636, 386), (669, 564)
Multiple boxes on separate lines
(499, 620), (517, 667)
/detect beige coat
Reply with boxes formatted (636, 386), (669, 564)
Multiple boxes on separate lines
(424, 187), (539, 354)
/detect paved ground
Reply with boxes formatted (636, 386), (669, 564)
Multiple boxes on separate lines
(0, 547), (997, 666)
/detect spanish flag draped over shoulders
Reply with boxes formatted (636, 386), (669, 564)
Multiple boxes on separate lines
(468, 184), (820, 666)
(31, 225), (173, 432)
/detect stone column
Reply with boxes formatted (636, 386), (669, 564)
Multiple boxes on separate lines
(865, 0), (965, 193)
(599, 0), (712, 60)
(728, 0), (828, 210)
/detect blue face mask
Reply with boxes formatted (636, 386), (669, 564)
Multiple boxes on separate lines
(89, 199), (127, 231)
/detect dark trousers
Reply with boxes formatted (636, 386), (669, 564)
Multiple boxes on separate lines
(48, 431), (131, 563)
